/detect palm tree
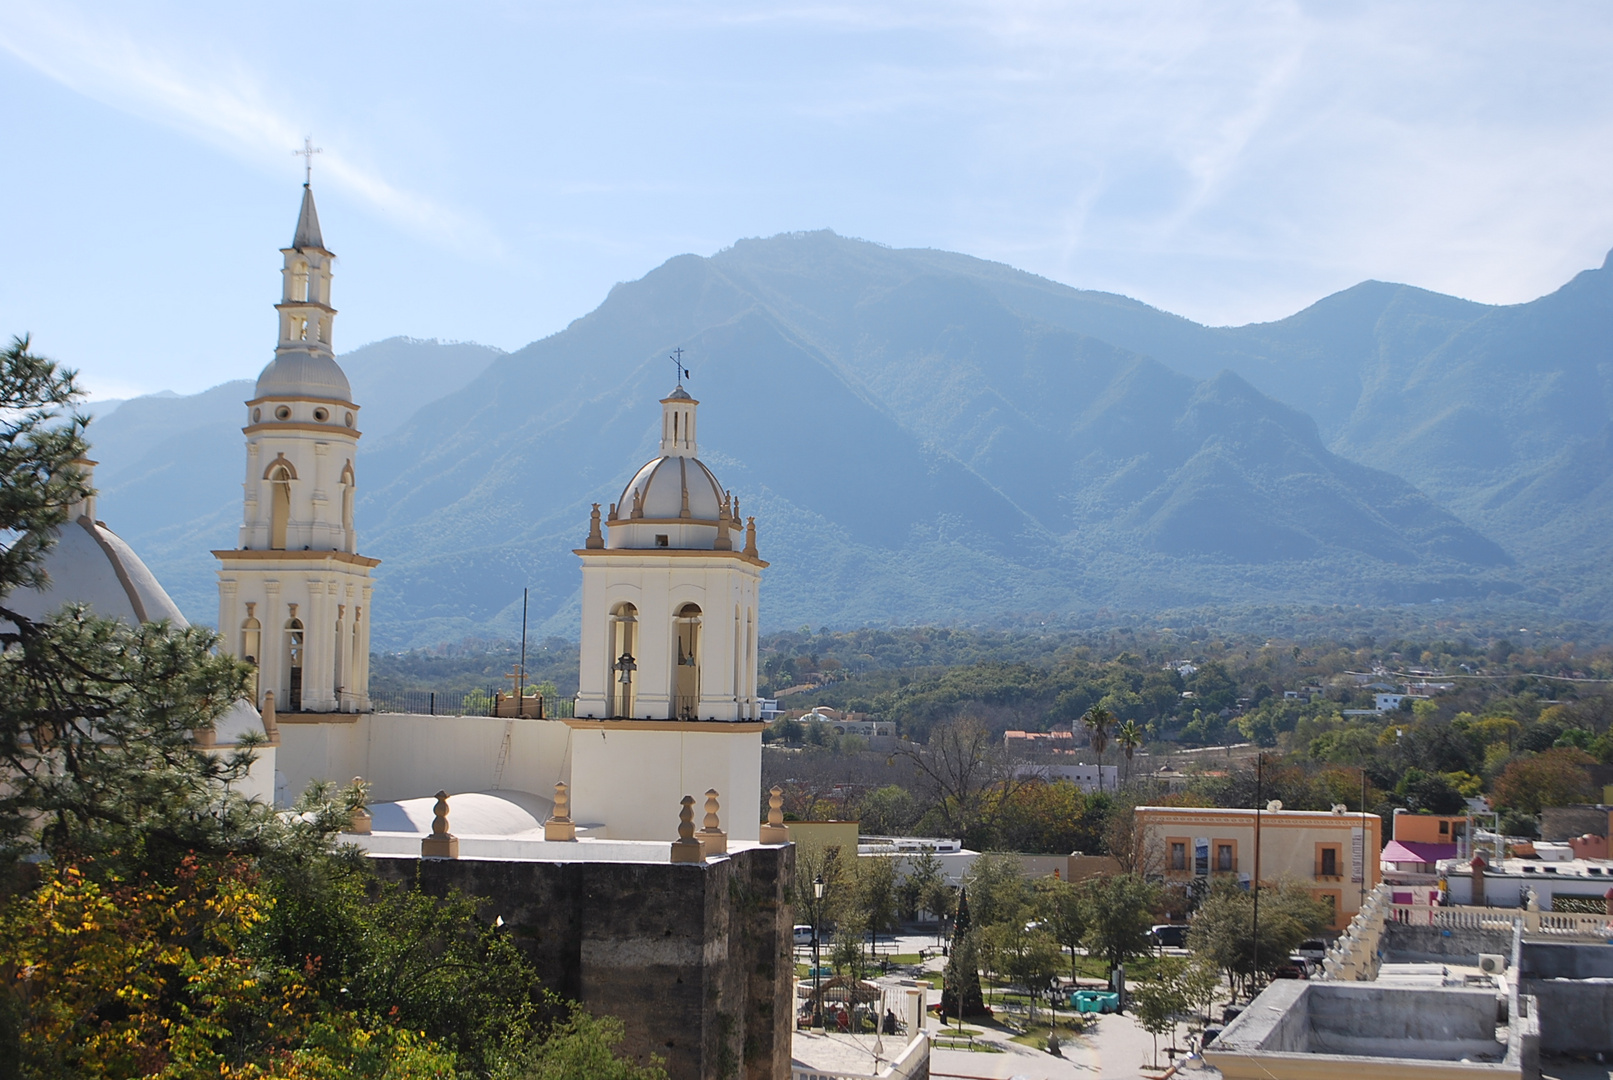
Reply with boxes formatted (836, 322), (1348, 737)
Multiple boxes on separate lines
(1081, 705), (1113, 792)
(1117, 719), (1143, 786)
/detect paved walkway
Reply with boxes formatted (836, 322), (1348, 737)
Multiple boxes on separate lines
(794, 1011), (1188, 1079)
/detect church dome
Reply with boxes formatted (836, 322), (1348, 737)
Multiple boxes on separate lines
(7, 515), (188, 628)
(618, 455), (725, 521)
(254, 349), (352, 402)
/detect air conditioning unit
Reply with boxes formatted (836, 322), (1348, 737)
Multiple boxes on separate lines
(1479, 954), (1507, 975)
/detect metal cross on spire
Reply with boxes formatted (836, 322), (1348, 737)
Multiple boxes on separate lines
(671, 347), (690, 386)
(294, 136), (322, 186)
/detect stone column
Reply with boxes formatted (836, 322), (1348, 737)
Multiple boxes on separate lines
(260, 581), (282, 711)
(217, 579), (238, 656)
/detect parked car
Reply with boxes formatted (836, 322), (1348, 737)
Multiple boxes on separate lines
(1070, 989), (1121, 1014)
(1150, 923), (1190, 948)
(1221, 1005), (1243, 1025)
(1296, 939), (1328, 962)
(793, 925), (815, 946)
(1273, 961), (1309, 980)
(1202, 1027), (1223, 1047)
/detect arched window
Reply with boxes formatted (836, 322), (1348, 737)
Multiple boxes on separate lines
(267, 464), (292, 549)
(284, 610), (305, 712)
(609, 602), (638, 719)
(291, 259), (309, 302)
(673, 602), (702, 719)
(240, 604), (262, 704)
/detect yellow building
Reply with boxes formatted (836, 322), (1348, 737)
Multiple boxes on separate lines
(1136, 804), (1381, 930)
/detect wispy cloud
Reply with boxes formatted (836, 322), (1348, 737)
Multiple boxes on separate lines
(0, 2), (500, 257)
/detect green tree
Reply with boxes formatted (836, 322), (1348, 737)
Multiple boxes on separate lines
(1491, 747), (1597, 816)
(961, 852), (1028, 929)
(1082, 705), (1114, 791)
(501, 1000), (668, 1080)
(899, 849), (951, 928)
(1116, 719), (1143, 784)
(1187, 879), (1330, 999)
(1131, 957), (1190, 1068)
(940, 888), (986, 1018)
(1079, 873), (1160, 971)
(1034, 875), (1087, 981)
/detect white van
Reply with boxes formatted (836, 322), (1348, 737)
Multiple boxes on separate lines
(793, 925), (815, 946)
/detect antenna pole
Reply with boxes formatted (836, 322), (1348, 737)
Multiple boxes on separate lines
(519, 587), (528, 701)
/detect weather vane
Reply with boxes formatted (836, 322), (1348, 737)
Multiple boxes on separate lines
(671, 347), (690, 386)
(294, 136), (322, 186)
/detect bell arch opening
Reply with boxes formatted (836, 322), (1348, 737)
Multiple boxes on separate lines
(609, 602), (638, 719)
(284, 614), (305, 712)
(267, 464), (293, 549)
(673, 602), (702, 719)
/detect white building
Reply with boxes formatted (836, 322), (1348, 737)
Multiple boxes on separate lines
(213, 183), (377, 715)
(1011, 761), (1119, 792)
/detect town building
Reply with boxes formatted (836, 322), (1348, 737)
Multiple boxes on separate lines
(1136, 803), (1381, 930)
(794, 706), (895, 740)
(1381, 809), (1470, 876)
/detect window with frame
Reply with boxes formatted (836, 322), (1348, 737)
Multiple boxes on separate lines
(1320, 847), (1339, 877)
(1216, 843), (1235, 872)
(1170, 842), (1187, 871)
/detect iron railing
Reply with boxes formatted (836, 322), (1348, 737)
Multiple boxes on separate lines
(369, 689), (575, 718)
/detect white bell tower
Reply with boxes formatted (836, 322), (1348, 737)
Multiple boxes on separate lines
(566, 376), (766, 842)
(213, 182), (379, 714)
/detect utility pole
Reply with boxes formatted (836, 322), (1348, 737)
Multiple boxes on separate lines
(1251, 752), (1263, 1001)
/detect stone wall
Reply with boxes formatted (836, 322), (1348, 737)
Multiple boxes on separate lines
(373, 845), (794, 1080)
(1381, 922), (1516, 964)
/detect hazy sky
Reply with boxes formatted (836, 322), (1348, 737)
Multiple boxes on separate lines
(4, 1), (1612, 399)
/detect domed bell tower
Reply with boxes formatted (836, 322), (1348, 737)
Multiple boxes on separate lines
(575, 383), (765, 722)
(566, 376), (766, 842)
(213, 183), (379, 714)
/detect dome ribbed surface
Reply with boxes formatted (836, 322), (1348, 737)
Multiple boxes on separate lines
(254, 349), (353, 401)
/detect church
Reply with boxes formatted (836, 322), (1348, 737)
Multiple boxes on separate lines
(26, 182), (796, 1080)
(201, 182), (771, 845)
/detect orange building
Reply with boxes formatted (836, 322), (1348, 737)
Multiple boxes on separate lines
(1136, 805), (1382, 931)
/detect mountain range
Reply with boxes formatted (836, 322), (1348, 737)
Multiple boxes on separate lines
(83, 232), (1613, 647)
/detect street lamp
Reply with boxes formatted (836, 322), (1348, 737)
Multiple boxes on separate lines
(813, 875), (825, 1031)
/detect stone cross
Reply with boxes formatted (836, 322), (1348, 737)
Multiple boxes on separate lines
(670, 794), (703, 863)
(421, 789), (459, 858)
(760, 784), (791, 844)
(698, 788), (727, 855)
(545, 781), (576, 841)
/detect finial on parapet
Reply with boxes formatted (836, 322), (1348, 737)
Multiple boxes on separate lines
(545, 781), (576, 841)
(586, 503), (604, 549)
(743, 516), (759, 559)
(698, 788), (727, 856)
(760, 785), (791, 844)
(714, 493), (733, 551)
(260, 690), (279, 743)
(347, 776), (373, 834)
(671, 794), (703, 863)
(422, 790), (459, 858)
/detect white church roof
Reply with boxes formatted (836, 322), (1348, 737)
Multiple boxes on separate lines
(368, 789), (556, 838)
(7, 516), (187, 627)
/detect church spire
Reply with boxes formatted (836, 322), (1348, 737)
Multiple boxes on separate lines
(292, 184), (325, 252)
